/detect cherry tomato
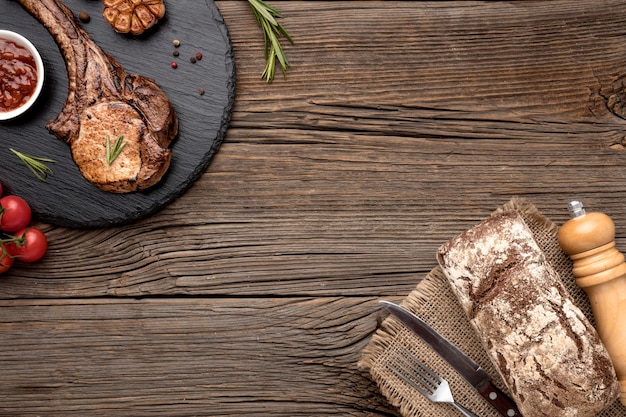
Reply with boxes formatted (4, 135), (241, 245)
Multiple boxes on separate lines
(0, 245), (14, 274)
(10, 227), (47, 263)
(0, 195), (32, 232)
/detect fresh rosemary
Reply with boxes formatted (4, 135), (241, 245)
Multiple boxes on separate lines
(248, 0), (294, 82)
(9, 148), (56, 182)
(106, 135), (127, 166)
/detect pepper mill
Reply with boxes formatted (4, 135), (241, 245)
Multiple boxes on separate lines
(557, 201), (626, 405)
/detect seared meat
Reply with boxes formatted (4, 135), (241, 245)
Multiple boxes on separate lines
(17, 0), (178, 193)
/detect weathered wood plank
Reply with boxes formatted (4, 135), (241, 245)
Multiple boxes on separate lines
(0, 297), (396, 416)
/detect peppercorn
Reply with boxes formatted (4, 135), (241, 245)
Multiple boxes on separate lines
(171, 61), (178, 69)
(79, 11), (90, 23)
(198, 88), (205, 95)
(173, 39), (180, 47)
(190, 57), (197, 64)
(195, 52), (203, 61)
(173, 50), (179, 57)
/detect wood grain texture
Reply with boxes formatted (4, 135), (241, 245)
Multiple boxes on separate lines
(0, 297), (394, 416)
(3, 0), (626, 415)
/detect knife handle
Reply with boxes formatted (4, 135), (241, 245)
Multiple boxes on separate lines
(478, 382), (521, 417)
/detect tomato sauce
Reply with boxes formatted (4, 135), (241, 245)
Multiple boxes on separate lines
(0, 38), (38, 113)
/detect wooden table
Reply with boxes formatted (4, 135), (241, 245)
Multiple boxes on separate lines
(3, 1), (626, 415)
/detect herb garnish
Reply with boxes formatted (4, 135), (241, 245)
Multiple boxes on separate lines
(9, 148), (56, 182)
(248, 0), (294, 83)
(106, 135), (127, 166)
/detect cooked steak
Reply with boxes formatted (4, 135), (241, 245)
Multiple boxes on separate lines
(17, 0), (178, 193)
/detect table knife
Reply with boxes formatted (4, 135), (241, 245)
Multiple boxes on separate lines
(379, 300), (520, 417)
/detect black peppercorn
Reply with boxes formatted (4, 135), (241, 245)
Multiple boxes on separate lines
(79, 11), (90, 23)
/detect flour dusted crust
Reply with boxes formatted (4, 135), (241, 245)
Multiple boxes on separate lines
(436, 210), (620, 417)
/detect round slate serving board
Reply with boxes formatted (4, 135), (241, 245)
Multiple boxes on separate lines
(0, 0), (235, 228)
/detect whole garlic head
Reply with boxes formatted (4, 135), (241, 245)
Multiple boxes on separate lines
(103, 0), (166, 35)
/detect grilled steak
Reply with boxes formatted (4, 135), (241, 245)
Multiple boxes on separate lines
(17, 0), (178, 193)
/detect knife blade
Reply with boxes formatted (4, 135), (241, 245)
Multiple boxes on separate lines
(379, 300), (520, 417)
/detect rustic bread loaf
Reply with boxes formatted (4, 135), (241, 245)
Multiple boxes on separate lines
(436, 210), (620, 417)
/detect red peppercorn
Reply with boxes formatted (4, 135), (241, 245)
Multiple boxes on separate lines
(195, 52), (203, 61)
(171, 61), (178, 69)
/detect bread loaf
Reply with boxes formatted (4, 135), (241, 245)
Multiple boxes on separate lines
(436, 210), (620, 417)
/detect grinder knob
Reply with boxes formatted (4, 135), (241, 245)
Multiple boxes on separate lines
(558, 201), (626, 406)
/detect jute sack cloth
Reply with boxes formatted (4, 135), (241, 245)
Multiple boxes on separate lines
(359, 198), (623, 417)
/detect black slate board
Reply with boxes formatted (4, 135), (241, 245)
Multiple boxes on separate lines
(0, 0), (235, 228)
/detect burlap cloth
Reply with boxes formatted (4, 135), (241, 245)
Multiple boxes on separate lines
(360, 198), (623, 416)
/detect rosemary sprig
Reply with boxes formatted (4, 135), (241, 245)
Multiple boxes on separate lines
(248, 0), (294, 83)
(106, 135), (127, 166)
(9, 148), (56, 182)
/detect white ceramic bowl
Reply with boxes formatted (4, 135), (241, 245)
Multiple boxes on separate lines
(0, 29), (45, 121)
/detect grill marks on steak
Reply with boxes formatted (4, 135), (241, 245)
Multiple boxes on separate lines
(18, 0), (178, 193)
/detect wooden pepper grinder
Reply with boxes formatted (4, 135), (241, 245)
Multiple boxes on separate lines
(558, 200), (626, 405)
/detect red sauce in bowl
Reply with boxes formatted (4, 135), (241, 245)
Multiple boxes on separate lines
(0, 38), (39, 113)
